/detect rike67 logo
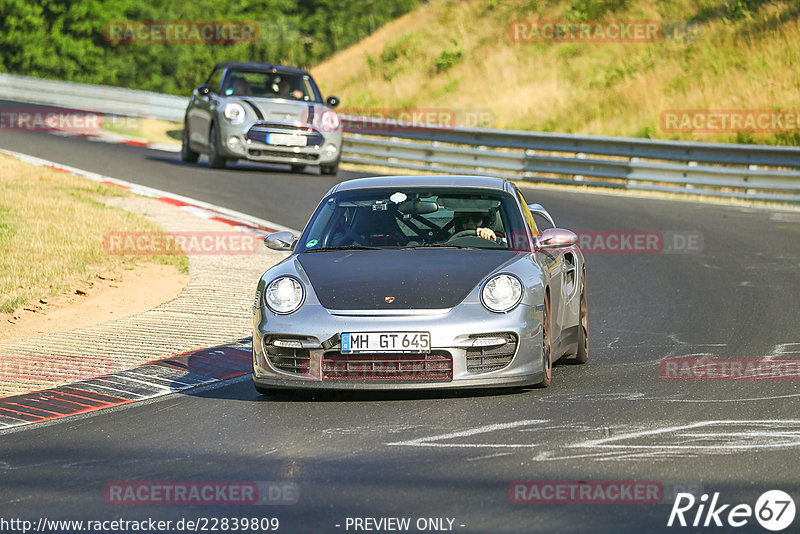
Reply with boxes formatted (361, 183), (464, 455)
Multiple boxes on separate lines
(668, 490), (795, 531)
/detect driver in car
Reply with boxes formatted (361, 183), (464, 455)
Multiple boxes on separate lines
(453, 212), (497, 241)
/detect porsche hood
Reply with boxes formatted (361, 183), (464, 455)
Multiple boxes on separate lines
(297, 249), (520, 310)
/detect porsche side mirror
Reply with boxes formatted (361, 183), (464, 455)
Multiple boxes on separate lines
(197, 84), (211, 96)
(528, 203), (555, 228)
(535, 228), (577, 251)
(264, 231), (296, 251)
(326, 96), (340, 107)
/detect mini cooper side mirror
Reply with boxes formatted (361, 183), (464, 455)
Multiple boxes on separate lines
(326, 96), (340, 107)
(197, 84), (211, 96)
(535, 228), (577, 251)
(264, 231), (296, 251)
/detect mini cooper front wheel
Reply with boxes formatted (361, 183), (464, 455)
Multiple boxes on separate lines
(320, 160), (339, 176)
(208, 123), (227, 169)
(181, 123), (199, 163)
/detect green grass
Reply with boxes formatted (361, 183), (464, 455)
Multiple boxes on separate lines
(0, 155), (188, 315)
(312, 0), (800, 145)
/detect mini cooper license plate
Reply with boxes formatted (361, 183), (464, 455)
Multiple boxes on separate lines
(341, 332), (431, 353)
(266, 133), (308, 147)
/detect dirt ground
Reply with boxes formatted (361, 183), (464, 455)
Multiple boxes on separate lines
(0, 263), (188, 344)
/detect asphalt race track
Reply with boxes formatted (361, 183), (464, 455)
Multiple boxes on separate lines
(2, 103), (800, 533)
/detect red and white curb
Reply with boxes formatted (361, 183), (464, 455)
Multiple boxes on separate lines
(0, 148), (298, 236)
(0, 148), (300, 429)
(48, 127), (181, 153)
(0, 341), (253, 433)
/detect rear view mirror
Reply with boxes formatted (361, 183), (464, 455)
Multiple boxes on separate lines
(397, 200), (438, 215)
(264, 231), (296, 251)
(535, 228), (577, 251)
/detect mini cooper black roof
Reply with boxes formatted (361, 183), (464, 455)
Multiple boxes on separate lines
(212, 61), (310, 76)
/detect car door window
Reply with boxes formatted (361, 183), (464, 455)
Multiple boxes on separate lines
(206, 69), (224, 94)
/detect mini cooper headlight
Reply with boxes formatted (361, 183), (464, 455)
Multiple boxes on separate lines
(320, 110), (340, 132)
(264, 276), (304, 314)
(481, 274), (522, 313)
(224, 103), (246, 124)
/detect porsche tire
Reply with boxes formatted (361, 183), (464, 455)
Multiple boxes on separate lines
(537, 291), (553, 388)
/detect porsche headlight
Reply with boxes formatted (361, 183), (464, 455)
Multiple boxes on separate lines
(481, 274), (522, 313)
(224, 103), (246, 124)
(264, 276), (304, 314)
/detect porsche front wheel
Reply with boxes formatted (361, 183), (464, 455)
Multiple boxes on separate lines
(537, 291), (553, 387)
(574, 274), (588, 364)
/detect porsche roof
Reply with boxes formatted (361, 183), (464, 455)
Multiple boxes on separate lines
(332, 175), (512, 193)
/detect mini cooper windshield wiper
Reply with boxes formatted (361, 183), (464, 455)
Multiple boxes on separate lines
(304, 245), (381, 252)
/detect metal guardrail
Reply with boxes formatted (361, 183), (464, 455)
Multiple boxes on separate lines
(2, 73), (799, 201)
(0, 73), (188, 122)
(340, 118), (800, 202)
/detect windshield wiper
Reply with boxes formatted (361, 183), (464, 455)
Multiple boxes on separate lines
(304, 245), (381, 252)
(406, 243), (479, 249)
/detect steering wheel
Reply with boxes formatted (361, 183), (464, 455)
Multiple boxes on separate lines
(448, 229), (477, 240)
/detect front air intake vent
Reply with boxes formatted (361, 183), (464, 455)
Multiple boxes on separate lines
(466, 333), (517, 373)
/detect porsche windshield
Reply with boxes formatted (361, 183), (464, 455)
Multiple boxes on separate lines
(300, 188), (531, 251)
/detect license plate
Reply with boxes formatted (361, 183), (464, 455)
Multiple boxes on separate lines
(341, 332), (431, 354)
(265, 133), (307, 147)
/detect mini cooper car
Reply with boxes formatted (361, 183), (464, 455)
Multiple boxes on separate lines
(253, 175), (588, 392)
(181, 61), (342, 175)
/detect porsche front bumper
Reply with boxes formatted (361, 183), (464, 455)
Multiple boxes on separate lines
(252, 302), (545, 390)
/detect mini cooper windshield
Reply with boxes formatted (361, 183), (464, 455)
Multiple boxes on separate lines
(221, 69), (320, 102)
(300, 188), (531, 251)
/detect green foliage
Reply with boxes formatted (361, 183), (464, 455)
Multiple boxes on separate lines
(1, 296), (25, 314)
(435, 47), (462, 73)
(725, 0), (768, 20)
(563, 0), (627, 21)
(0, 0), (420, 95)
(376, 33), (420, 80)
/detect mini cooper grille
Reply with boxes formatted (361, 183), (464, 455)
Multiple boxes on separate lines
(246, 126), (324, 147)
(266, 345), (310, 375)
(466, 333), (518, 373)
(322, 351), (452, 381)
(250, 122), (310, 133)
(248, 149), (319, 161)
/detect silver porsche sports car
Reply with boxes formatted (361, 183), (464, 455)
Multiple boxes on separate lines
(252, 175), (588, 392)
(181, 61), (342, 174)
